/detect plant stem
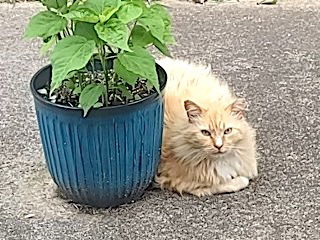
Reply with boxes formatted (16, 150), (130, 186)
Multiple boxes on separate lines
(70, 0), (81, 10)
(111, 73), (117, 102)
(125, 21), (137, 53)
(71, 21), (75, 32)
(99, 47), (109, 106)
(91, 59), (95, 73)
(78, 73), (82, 91)
(105, 55), (116, 60)
(66, 27), (72, 36)
(106, 45), (115, 54)
(129, 21), (137, 38)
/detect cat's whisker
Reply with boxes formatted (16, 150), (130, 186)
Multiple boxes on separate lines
(228, 145), (248, 150)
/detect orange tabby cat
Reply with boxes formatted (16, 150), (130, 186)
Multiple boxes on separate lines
(156, 58), (258, 197)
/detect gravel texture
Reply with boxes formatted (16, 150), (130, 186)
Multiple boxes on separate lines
(0, 1), (320, 239)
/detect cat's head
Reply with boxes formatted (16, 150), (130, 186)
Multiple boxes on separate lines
(183, 98), (248, 156)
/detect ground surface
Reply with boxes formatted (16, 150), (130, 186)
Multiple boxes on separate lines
(1, 1), (320, 239)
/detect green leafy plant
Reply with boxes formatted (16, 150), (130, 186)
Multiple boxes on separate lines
(24, 0), (175, 116)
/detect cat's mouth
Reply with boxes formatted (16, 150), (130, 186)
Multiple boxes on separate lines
(206, 147), (228, 155)
(216, 151), (225, 155)
(212, 149), (227, 155)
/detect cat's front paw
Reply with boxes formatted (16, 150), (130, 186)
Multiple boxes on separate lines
(188, 187), (213, 197)
(231, 176), (249, 192)
(219, 176), (250, 193)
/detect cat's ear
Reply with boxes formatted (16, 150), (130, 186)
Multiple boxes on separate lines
(227, 98), (247, 120)
(184, 100), (203, 123)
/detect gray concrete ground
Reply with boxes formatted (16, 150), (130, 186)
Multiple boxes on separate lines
(1, 0), (320, 239)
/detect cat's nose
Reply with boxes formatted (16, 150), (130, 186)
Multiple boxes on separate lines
(214, 137), (223, 150)
(214, 143), (223, 150)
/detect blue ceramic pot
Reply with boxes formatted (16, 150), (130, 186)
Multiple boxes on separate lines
(30, 63), (166, 207)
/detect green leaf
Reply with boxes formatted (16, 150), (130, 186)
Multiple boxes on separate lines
(139, 9), (165, 43)
(95, 19), (131, 51)
(24, 11), (67, 39)
(150, 4), (169, 19)
(65, 79), (76, 89)
(114, 58), (139, 86)
(150, 4), (175, 45)
(63, 9), (99, 23)
(80, 0), (120, 15)
(77, 0), (121, 23)
(66, 70), (78, 80)
(41, 0), (67, 9)
(93, 102), (104, 108)
(40, 35), (57, 56)
(130, 25), (153, 47)
(117, 84), (133, 99)
(50, 36), (96, 91)
(74, 22), (100, 43)
(130, 0), (148, 9)
(79, 83), (105, 117)
(163, 33), (175, 45)
(118, 47), (159, 92)
(117, 3), (142, 24)
(99, 6), (119, 23)
(153, 38), (171, 57)
(73, 86), (82, 95)
(130, 25), (171, 56)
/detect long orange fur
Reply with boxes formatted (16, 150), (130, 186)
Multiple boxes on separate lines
(155, 58), (258, 197)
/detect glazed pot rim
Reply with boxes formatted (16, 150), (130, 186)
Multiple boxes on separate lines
(30, 63), (167, 113)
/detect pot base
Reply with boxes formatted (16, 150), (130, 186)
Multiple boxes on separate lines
(59, 185), (146, 208)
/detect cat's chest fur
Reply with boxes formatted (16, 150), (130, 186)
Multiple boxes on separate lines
(212, 153), (243, 182)
(192, 152), (245, 185)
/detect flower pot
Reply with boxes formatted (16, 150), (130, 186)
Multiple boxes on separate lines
(30, 64), (167, 208)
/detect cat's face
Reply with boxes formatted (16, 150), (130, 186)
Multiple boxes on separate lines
(184, 99), (247, 155)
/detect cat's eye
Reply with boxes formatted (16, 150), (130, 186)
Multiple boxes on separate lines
(224, 128), (232, 135)
(201, 130), (211, 136)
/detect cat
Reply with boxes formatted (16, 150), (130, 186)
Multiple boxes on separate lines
(155, 58), (258, 197)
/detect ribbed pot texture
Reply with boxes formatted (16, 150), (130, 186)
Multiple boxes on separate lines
(30, 64), (167, 208)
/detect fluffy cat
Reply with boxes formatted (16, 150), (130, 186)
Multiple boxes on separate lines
(155, 58), (258, 197)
